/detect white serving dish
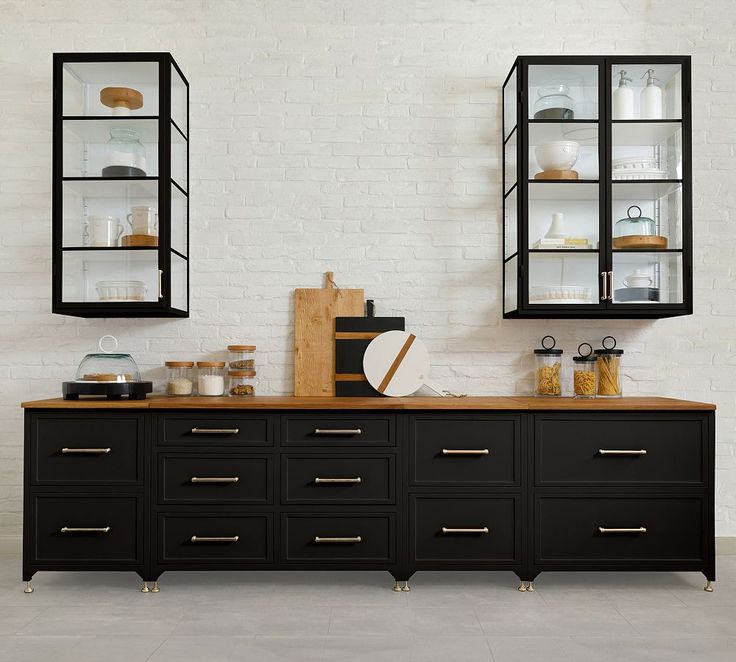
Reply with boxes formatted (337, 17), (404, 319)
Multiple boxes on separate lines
(95, 280), (147, 302)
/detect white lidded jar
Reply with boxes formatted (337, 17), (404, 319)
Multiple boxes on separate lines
(165, 361), (194, 396)
(612, 70), (634, 119)
(196, 361), (226, 396)
(640, 69), (663, 119)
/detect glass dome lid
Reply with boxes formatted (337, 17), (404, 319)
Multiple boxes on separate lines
(74, 335), (141, 383)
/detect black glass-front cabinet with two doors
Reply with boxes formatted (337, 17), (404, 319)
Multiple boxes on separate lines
(503, 56), (691, 319)
(52, 52), (189, 318)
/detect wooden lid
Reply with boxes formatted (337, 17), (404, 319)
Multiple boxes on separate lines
(228, 345), (256, 351)
(229, 370), (256, 377)
(100, 86), (144, 110)
(196, 361), (225, 367)
(165, 361), (194, 368)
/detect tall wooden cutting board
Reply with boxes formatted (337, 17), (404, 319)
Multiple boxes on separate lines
(294, 273), (364, 396)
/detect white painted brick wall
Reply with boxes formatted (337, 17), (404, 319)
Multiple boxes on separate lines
(1, 0), (735, 536)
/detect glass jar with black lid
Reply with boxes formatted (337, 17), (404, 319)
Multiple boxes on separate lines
(534, 335), (563, 397)
(595, 336), (624, 397)
(572, 343), (596, 398)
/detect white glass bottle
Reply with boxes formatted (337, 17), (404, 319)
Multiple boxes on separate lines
(640, 69), (663, 119)
(612, 70), (634, 119)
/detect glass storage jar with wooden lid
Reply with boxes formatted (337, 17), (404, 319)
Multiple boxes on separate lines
(595, 336), (623, 397)
(229, 370), (256, 397)
(165, 361), (194, 396)
(227, 345), (256, 370)
(572, 343), (596, 398)
(196, 361), (226, 396)
(534, 335), (563, 397)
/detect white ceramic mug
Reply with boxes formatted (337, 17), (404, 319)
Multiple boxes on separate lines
(126, 206), (158, 236)
(86, 216), (123, 247)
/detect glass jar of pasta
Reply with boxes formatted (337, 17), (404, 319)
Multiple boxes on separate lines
(595, 336), (623, 397)
(534, 335), (563, 397)
(572, 343), (596, 398)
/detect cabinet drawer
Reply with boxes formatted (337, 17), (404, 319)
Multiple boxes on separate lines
(282, 415), (394, 446)
(159, 513), (272, 563)
(33, 415), (141, 485)
(282, 455), (394, 504)
(411, 417), (519, 486)
(536, 496), (705, 563)
(411, 496), (519, 564)
(33, 495), (140, 563)
(282, 514), (394, 562)
(535, 415), (707, 486)
(158, 454), (271, 505)
(158, 414), (271, 447)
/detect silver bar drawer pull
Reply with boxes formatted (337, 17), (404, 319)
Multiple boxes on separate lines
(598, 527), (647, 534)
(599, 449), (647, 456)
(191, 535), (240, 543)
(314, 477), (362, 485)
(60, 526), (111, 534)
(61, 448), (111, 454)
(191, 428), (239, 435)
(313, 428), (362, 436)
(314, 536), (362, 543)
(190, 477), (240, 484)
(441, 527), (489, 535)
(441, 449), (489, 456)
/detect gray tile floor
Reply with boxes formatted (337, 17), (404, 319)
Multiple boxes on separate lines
(2, 551), (735, 661)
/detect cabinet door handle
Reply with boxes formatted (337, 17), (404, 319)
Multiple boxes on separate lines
(314, 536), (362, 543)
(314, 477), (362, 484)
(313, 428), (362, 436)
(598, 449), (647, 456)
(158, 269), (164, 299)
(608, 271), (614, 300)
(441, 448), (489, 456)
(190, 476), (240, 484)
(441, 527), (489, 535)
(190, 428), (239, 435)
(60, 526), (111, 534)
(190, 535), (240, 543)
(600, 271), (607, 301)
(598, 527), (647, 534)
(61, 447), (111, 454)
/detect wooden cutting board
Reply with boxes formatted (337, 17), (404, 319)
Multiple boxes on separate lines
(294, 273), (364, 396)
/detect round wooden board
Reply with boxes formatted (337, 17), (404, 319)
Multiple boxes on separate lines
(100, 86), (144, 111)
(612, 235), (668, 250)
(534, 169), (579, 180)
(122, 234), (158, 247)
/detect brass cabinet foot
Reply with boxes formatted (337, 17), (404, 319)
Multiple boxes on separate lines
(23, 581), (33, 594)
(141, 582), (150, 593)
(150, 581), (160, 593)
(401, 581), (411, 592)
(517, 581), (527, 592)
(393, 580), (402, 592)
(705, 580), (714, 592)
(527, 581), (535, 592)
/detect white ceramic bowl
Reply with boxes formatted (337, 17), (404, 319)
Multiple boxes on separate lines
(535, 140), (580, 172)
(96, 280), (147, 302)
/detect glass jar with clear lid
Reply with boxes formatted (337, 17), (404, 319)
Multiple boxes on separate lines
(196, 361), (226, 396)
(595, 336), (624, 398)
(229, 370), (256, 397)
(165, 361), (194, 396)
(572, 343), (596, 398)
(534, 84), (575, 120)
(227, 344), (256, 370)
(102, 127), (147, 177)
(534, 335), (563, 397)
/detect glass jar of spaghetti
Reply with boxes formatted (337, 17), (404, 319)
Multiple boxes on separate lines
(534, 335), (563, 397)
(595, 336), (623, 397)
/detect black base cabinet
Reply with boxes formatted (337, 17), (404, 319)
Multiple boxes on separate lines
(22, 406), (715, 592)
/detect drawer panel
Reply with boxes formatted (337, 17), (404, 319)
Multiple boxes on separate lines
(282, 415), (394, 446)
(33, 415), (141, 485)
(536, 496), (705, 563)
(159, 513), (272, 563)
(536, 415), (707, 486)
(411, 496), (519, 563)
(282, 455), (394, 504)
(282, 514), (394, 562)
(411, 417), (519, 486)
(159, 414), (271, 447)
(33, 495), (140, 563)
(159, 454), (271, 505)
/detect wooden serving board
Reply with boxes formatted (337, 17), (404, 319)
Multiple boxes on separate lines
(534, 169), (579, 180)
(612, 235), (668, 250)
(294, 273), (364, 396)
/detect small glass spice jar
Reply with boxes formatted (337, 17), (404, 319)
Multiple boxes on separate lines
(534, 335), (563, 397)
(572, 343), (596, 398)
(229, 370), (256, 397)
(165, 361), (194, 396)
(227, 344), (256, 370)
(196, 361), (226, 396)
(595, 336), (624, 398)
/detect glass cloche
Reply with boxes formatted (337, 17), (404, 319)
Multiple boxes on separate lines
(63, 335), (152, 400)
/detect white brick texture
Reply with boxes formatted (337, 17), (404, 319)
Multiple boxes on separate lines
(1, 0), (735, 536)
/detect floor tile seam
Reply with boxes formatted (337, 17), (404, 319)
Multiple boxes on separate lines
(12, 606), (53, 636)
